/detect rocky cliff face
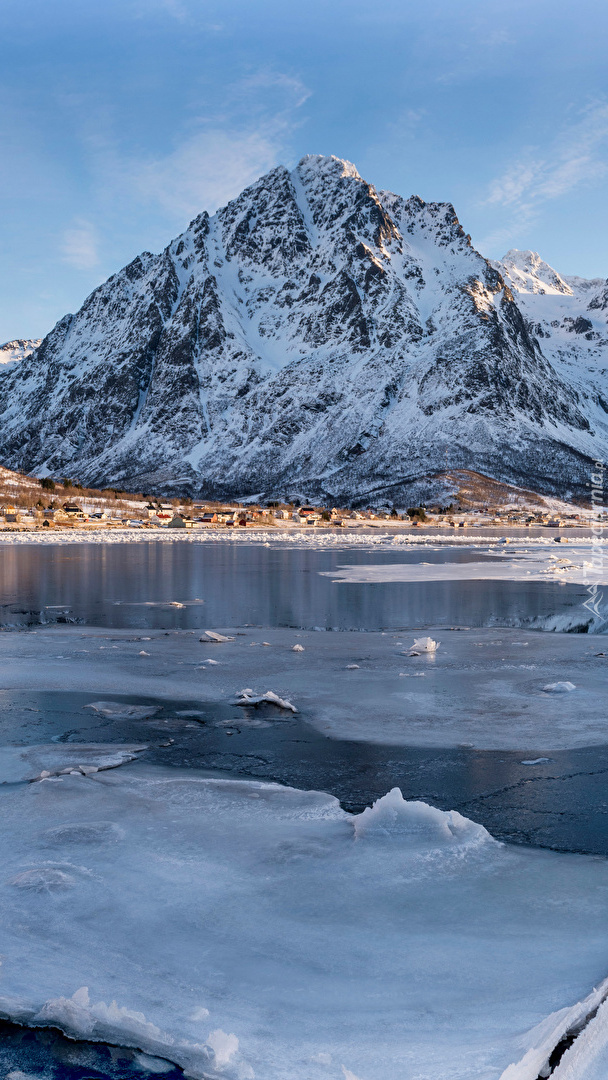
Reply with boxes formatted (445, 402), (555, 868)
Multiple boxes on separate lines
(0, 156), (606, 503)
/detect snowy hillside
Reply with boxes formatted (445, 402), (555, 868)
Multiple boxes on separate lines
(0, 156), (606, 502)
(0, 338), (42, 366)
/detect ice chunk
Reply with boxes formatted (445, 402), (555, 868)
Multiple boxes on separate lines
(201, 630), (234, 643)
(235, 689), (297, 712)
(291, 644), (305, 652)
(521, 758), (551, 766)
(32, 987), (167, 1048)
(139, 650), (150, 656)
(353, 787), (493, 851)
(408, 636), (439, 654)
(542, 681), (576, 693)
(346, 664), (359, 669)
(498, 977), (608, 1080)
(206, 1029), (239, 1068)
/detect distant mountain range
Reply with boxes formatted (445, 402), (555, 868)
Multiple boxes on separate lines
(0, 155), (606, 503)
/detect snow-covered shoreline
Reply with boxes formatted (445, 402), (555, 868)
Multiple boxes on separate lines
(0, 525), (606, 547)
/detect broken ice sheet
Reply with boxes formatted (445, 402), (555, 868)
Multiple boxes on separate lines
(1, 771), (608, 1079)
(3, 625), (608, 750)
(0, 744), (148, 783)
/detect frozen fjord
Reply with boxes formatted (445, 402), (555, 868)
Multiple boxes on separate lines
(2, 763), (608, 1080)
(1, 537), (608, 1079)
(2, 623), (608, 750)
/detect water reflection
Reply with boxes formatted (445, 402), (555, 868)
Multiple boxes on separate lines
(0, 542), (588, 630)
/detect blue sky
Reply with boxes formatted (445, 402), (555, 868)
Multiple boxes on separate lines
(1, 0), (608, 341)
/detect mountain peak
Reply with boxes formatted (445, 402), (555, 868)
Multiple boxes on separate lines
(499, 249), (573, 296)
(0, 160), (605, 504)
(296, 154), (362, 181)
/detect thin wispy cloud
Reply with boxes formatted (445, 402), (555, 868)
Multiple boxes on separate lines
(133, 128), (286, 219)
(481, 100), (608, 250)
(91, 71), (311, 224)
(61, 218), (100, 269)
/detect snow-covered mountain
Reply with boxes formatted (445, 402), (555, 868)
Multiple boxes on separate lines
(493, 250), (608, 436)
(0, 156), (606, 503)
(0, 339), (42, 366)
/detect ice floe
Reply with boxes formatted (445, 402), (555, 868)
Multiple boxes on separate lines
(321, 547), (608, 586)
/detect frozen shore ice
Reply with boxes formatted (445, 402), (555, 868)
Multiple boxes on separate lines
(0, 770), (608, 1079)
